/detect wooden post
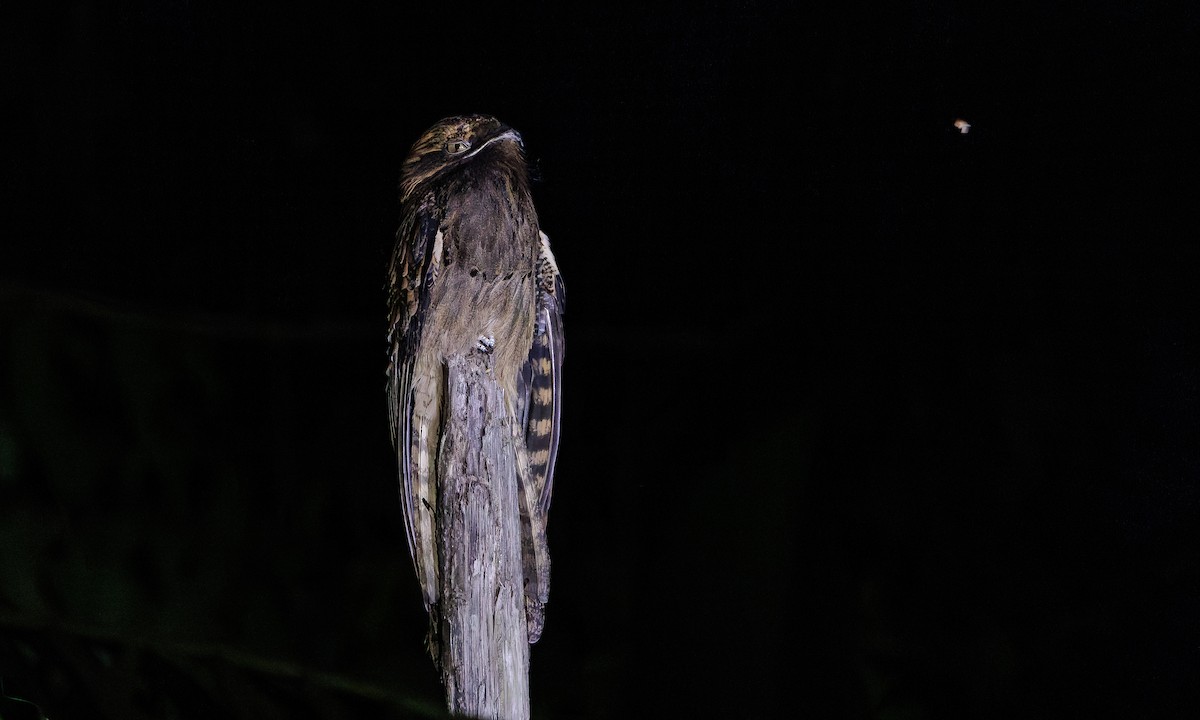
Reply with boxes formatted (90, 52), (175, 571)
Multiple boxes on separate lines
(436, 352), (530, 719)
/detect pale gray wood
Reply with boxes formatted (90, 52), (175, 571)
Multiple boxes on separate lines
(437, 352), (530, 720)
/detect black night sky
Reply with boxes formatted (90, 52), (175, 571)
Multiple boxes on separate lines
(1, 2), (1197, 718)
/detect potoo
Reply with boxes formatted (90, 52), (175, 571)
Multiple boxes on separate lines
(386, 115), (563, 649)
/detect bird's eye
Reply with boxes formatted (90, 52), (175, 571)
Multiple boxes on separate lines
(445, 139), (471, 155)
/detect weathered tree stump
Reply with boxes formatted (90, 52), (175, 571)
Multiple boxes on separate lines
(436, 352), (530, 719)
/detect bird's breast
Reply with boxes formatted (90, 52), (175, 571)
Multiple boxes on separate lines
(441, 171), (536, 272)
(423, 168), (540, 389)
(427, 265), (535, 394)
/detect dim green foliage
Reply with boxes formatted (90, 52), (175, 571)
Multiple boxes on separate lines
(0, 289), (442, 718)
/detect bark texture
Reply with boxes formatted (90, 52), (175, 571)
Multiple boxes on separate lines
(437, 352), (530, 719)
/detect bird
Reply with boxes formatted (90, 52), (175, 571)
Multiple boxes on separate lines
(386, 115), (564, 654)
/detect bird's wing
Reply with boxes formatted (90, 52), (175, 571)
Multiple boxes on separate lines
(387, 197), (443, 610)
(516, 230), (563, 642)
(526, 230), (564, 516)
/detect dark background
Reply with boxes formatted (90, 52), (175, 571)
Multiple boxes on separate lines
(1, 2), (1196, 718)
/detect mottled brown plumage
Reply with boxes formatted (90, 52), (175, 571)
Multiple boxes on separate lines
(386, 115), (563, 652)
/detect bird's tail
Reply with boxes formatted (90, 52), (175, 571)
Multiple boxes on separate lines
(516, 442), (551, 643)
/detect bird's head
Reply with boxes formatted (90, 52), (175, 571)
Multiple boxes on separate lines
(399, 114), (525, 203)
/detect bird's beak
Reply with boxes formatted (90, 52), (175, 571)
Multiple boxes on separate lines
(467, 127), (523, 158)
